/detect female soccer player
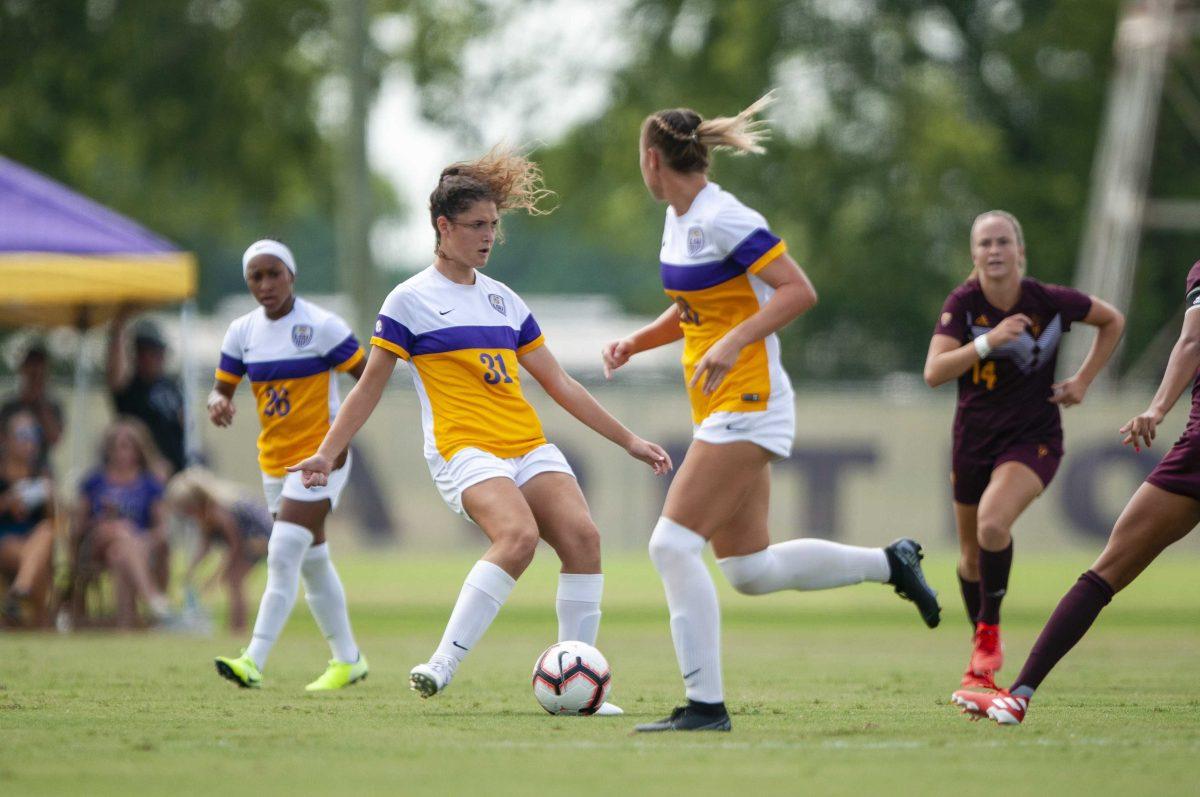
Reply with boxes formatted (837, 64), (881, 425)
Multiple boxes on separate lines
(925, 210), (1124, 690)
(166, 468), (271, 633)
(952, 258), (1200, 725)
(209, 239), (368, 691)
(289, 149), (670, 714)
(602, 94), (942, 734)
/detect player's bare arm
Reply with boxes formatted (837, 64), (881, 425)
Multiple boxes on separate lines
(1122, 305), (1200, 450)
(923, 313), (1032, 388)
(520, 344), (672, 475)
(602, 303), (685, 378)
(288, 346), (397, 486)
(689, 252), (816, 395)
(1050, 298), (1124, 407)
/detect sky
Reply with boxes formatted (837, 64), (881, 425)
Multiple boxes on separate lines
(364, 0), (634, 273)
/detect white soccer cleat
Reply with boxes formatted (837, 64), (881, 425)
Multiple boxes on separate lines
(409, 659), (454, 699)
(593, 701), (623, 716)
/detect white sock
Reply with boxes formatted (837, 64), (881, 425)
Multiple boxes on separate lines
(431, 560), (516, 668)
(246, 521), (312, 670)
(717, 539), (890, 594)
(556, 573), (603, 645)
(301, 542), (360, 664)
(648, 517), (722, 704)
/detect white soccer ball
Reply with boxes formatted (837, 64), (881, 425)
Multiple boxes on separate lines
(531, 640), (612, 715)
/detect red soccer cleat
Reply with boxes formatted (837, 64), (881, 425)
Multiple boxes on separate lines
(951, 688), (1028, 725)
(960, 667), (999, 691)
(968, 622), (1003, 675)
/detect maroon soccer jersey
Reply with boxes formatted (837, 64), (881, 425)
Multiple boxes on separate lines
(1146, 261), (1200, 501)
(934, 277), (1093, 464)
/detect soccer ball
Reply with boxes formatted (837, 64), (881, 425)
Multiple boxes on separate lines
(531, 641), (611, 715)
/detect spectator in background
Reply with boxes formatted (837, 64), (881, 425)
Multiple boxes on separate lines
(75, 419), (171, 627)
(0, 409), (55, 627)
(166, 468), (270, 633)
(107, 310), (185, 475)
(1, 343), (64, 469)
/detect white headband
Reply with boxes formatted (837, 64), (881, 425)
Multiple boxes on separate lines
(242, 239), (297, 279)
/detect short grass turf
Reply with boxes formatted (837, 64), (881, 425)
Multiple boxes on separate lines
(3, 551), (1198, 797)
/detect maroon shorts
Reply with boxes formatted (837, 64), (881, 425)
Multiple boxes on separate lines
(1146, 431), (1200, 501)
(951, 442), (1062, 505)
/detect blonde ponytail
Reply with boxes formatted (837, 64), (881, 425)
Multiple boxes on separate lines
(643, 90), (776, 173)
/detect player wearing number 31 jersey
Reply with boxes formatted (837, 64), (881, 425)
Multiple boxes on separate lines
(924, 210), (1123, 694)
(290, 149), (670, 714)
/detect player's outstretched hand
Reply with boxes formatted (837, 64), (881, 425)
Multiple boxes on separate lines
(988, 313), (1033, 347)
(287, 453), (333, 488)
(207, 391), (236, 427)
(602, 339), (634, 379)
(1049, 376), (1088, 407)
(627, 438), (673, 475)
(1120, 409), (1162, 452)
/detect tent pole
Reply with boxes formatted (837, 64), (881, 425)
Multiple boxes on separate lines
(68, 311), (90, 487)
(180, 300), (200, 467)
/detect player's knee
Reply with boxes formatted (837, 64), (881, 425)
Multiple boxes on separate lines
(976, 519), (1010, 550)
(717, 550), (775, 595)
(557, 521), (601, 571)
(495, 521), (540, 565)
(648, 516), (704, 570)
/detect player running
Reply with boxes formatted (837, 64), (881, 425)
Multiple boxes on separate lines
(952, 258), (1200, 725)
(602, 93), (942, 734)
(208, 239), (369, 691)
(925, 210), (1124, 691)
(289, 149), (671, 715)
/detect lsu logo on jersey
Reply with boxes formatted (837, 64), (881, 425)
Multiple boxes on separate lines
(489, 294), (507, 316)
(686, 226), (705, 256)
(291, 324), (314, 348)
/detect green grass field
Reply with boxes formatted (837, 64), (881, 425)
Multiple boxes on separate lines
(3, 550), (1198, 796)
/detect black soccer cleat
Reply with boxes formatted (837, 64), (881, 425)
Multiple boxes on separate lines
(634, 703), (732, 733)
(885, 538), (942, 628)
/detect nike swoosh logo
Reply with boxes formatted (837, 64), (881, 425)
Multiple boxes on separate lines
(452, 640), (469, 651)
(439, 309), (454, 315)
(725, 424), (749, 432)
(683, 667), (701, 680)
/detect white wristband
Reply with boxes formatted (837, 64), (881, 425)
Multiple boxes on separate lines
(974, 334), (992, 359)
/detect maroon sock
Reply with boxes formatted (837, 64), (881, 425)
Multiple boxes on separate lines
(977, 541), (1013, 626)
(958, 573), (981, 627)
(1010, 570), (1114, 695)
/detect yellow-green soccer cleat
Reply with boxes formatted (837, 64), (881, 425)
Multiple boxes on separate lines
(214, 651), (262, 689)
(305, 654), (369, 692)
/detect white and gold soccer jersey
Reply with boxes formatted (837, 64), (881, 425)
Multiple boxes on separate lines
(661, 181), (792, 423)
(370, 266), (548, 469)
(215, 297), (365, 477)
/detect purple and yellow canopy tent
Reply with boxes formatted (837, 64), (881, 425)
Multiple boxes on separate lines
(0, 155), (196, 327)
(0, 155), (200, 469)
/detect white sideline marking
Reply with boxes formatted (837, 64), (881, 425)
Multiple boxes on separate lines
(477, 737), (1200, 752)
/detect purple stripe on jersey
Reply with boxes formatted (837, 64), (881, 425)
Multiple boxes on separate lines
(218, 352), (246, 377)
(410, 325), (519, 356)
(518, 314), (541, 348)
(324, 333), (361, 366)
(245, 356), (329, 381)
(660, 258), (745, 292)
(727, 228), (783, 270)
(375, 315), (415, 352)
(660, 228), (781, 291)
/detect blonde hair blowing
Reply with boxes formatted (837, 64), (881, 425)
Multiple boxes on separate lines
(968, 209), (1027, 280)
(165, 467), (238, 511)
(429, 146), (556, 249)
(644, 90), (776, 173)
